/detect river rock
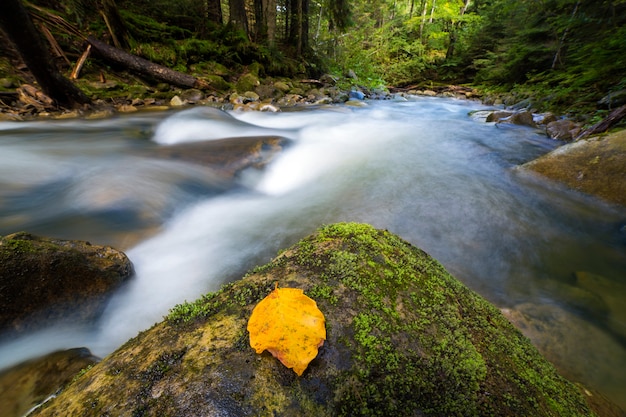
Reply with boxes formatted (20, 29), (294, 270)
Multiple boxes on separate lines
(0, 348), (99, 417)
(0, 232), (134, 334)
(180, 89), (204, 103)
(508, 110), (536, 127)
(485, 110), (513, 122)
(150, 135), (291, 179)
(575, 271), (626, 341)
(487, 110), (536, 127)
(236, 73), (260, 92)
(169, 95), (184, 107)
(31, 223), (595, 417)
(546, 118), (582, 141)
(522, 128), (626, 206)
(273, 81), (291, 93)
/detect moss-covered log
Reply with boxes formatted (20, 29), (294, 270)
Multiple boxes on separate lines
(87, 37), (208, 90)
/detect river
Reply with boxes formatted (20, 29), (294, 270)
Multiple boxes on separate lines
(1, 97), (625, 409)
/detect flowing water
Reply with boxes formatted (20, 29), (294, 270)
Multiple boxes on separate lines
(1, 97), (625, 409)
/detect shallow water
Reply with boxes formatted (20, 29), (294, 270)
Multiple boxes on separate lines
(1, 98), (625, 409)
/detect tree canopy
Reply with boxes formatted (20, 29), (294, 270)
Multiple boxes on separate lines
(1, 0), (624, 114)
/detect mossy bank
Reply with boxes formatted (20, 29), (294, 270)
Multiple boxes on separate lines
(32, 223), (596, 416)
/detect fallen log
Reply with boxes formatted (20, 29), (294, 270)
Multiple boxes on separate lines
(576, 104), (626, 140)
(87, 36), (209, 90)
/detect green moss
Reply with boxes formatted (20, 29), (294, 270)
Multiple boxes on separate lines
(308, 284), (338, 305)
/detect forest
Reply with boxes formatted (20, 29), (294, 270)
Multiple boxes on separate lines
(1, 0), (625, 118)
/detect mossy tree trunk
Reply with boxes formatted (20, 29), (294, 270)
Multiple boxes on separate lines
(0, 0), (90, 108)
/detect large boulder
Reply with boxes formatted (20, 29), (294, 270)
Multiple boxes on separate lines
(523, 128), (626, 207)
(149, 135), (292, 179)
(0, 232), (133, 334)
(31, 223), (596, 416)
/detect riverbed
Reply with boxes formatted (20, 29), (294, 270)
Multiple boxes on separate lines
(1, 97), (625, 409)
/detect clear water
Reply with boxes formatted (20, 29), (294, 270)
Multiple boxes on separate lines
(1, 98), (625, 409)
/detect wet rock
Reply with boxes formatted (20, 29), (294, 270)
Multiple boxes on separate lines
(575, 271), (626, 341)
(546, 118), (582, 141)
(0, 348), (99, 417)
(535, 112), (558, 125)
(243, 91), (260, 102)
(502, 303), (626, 416)
(0, 232), (134, 334)
(117, 104), (138, 113)
(486, 110), (536, 127)
(150, 136), (291, 179)
(180, 89), (204, 103)
(508, 110), (536, 127)
(31, 223), (596, 417)
(348, 90), (365, 100)
(485, 110), (513, 122)
(522, 129), (626, 207)
(169, 95), (184, 107)
(276, 93), (302, 106)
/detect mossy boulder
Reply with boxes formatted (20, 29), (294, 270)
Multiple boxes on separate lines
(236, 73), (260, 93)
(523, 128), (626, 207)
(0, 232), (134, 334)
(32, 223), (595, 417)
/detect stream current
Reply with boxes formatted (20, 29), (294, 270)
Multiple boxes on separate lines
(1, 97), (625, 408)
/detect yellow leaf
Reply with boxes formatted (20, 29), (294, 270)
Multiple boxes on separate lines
(247, 285), (326, 376)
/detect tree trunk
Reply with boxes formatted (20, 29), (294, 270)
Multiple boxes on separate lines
(429, 0), (436, 23)
(419, 0), (428, 40)
(206, 0), (223, 25)
(264, 0), (277, 43)
(288, 0), (309, 55)
(87, 37), (208, 89)
(445, 0), (471, 60)
(229, 0), (249, 35)
(0, 0), (90, 108)
(551, 0), (580, 69)
(98, 0), (130, 50)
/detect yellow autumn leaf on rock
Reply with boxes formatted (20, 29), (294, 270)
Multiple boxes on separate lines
(247, 285), (326, 376)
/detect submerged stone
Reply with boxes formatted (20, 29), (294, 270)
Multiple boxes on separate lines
(31, 223), (597, 417)
(0, 348), (99, 417)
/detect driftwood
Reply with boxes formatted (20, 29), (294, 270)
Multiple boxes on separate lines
(86, 37), (209, 90)
(576, 104), (626, 140)
(70, 44), (91, 80)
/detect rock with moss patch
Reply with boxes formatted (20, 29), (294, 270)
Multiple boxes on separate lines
(0, 348), (99, 417)
(0, 232), (133, 334)
(31, 223), (597, 417)
(236, 73), (260, 93)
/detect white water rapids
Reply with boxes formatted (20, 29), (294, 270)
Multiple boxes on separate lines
(0, 97), (625, 408)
